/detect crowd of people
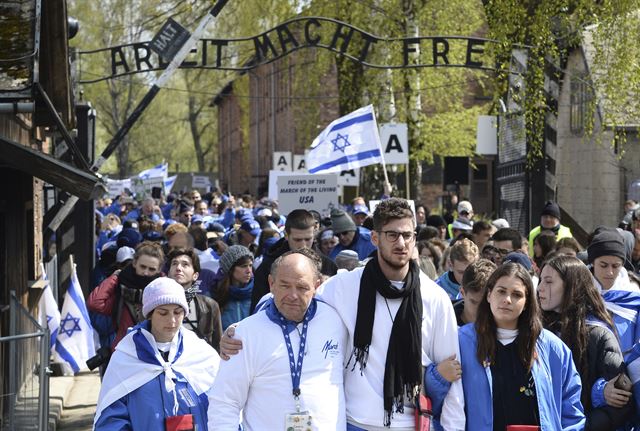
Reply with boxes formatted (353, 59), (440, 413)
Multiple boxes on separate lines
(88, 189), (640, 430)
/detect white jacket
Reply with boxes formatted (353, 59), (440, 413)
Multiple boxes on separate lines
(317, 267), (465, 430)
(208, 301), (347, 430)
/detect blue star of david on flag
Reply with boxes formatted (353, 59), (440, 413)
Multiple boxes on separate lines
(59, 312), (82, 337)
(331, 133), (351, 153)
(307, 105), (384, 174)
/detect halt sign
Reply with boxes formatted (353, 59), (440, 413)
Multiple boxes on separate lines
(149, 18), (191, 62)
(379, 123), (408, 164)
(276, 173), (338, 215)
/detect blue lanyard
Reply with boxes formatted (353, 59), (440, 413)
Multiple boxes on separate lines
(276, 305), (313, 399)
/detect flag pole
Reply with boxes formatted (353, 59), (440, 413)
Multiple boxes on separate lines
(372, 106), (393, 195)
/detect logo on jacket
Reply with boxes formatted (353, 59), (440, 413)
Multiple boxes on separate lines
(321, 339), (339, 359)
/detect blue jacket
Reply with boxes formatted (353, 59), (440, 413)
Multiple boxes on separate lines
(458, 324), (585, 431)
(329, 227), (377, 261)
(435, 271), (460, 299)
(424, 363), (450, 431)
(99, 200), (122, 217)
(215, 207), (236, 229)
(94, 370), (209, 430)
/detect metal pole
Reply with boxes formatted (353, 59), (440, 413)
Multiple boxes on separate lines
(227, 99), (232, 195)
(8, 290), (17, 429)
(405, 165), (410, 199)
(270, 64), (276, 158)
(39, 328), (50, 431)
(45, 0), (231, 234)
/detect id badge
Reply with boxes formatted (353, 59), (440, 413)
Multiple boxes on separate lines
(285, 411), (312, 431)
(165, 413), (194, 431)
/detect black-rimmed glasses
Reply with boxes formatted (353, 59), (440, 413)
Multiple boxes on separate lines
(378, 230), (416, 243)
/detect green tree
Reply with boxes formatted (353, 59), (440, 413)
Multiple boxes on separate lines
(68, 0), (216, 177)
(483, 0), (640, 158)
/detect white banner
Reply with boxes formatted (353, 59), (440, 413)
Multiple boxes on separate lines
(268, 170), (297, 200)
(192, 175), (212, 189)
(131, 176), (165, 198)
(106, 178), (131, 198)
(276, 173), (338, 216)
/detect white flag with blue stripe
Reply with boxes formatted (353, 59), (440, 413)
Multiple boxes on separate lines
(164, 174), (178, 194)
(37, 265), (60, 355)
(307, 105), (384, 174)
(53, 264), (96, 373)
(138, 162), (168, 180)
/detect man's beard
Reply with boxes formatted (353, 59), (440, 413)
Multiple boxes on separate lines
(378, 247), (410, 271)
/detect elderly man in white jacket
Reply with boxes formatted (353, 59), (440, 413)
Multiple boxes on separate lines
(208, 249), (347, 430)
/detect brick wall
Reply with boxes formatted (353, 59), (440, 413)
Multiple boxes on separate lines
(219, 51), (340, 197)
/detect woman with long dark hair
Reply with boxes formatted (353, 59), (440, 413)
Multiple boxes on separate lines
(538, 256), (632, 429)
(532, 231), (556, 271)
(214, 245), (254, 330)
(459, 262), (585, 430)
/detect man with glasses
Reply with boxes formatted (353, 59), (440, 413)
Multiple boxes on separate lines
(328, 208), (377, 261)
(220, 198), (464, 430)
(488, 227), (524, 264)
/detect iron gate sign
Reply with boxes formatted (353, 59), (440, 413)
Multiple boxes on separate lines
(78, 16), (500, 84)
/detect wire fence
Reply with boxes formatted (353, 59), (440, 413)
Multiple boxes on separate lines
(0, 290), (50, 430)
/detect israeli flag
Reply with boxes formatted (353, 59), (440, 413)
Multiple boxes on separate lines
(164, 174), (178, 194)
(307, 105), (384, 174)
(37, 266), (60, 354)
(54, 264), (96, 373)
(138, 162), (168, 180)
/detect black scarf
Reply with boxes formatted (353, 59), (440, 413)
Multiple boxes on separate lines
(117, 264), (158, 291)
(349, 255), (423, 426)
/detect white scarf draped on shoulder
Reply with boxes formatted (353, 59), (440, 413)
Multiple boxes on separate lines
(93, 321), (219, 427)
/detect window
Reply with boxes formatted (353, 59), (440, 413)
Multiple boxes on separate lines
(570, 73), (588, 135)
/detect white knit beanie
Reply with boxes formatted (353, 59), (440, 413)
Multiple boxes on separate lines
(142, 277), (189, 318)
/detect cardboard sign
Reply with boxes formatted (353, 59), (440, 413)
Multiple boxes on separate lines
(379, 123), (409, 164)
(192, 175), (212, 189)
(273, 151), (292, 171)
(106, 178), (131, 198)
(276, 174), (338, 216)
(268, 170), (297, 200)
(131, 176), (165, 199)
